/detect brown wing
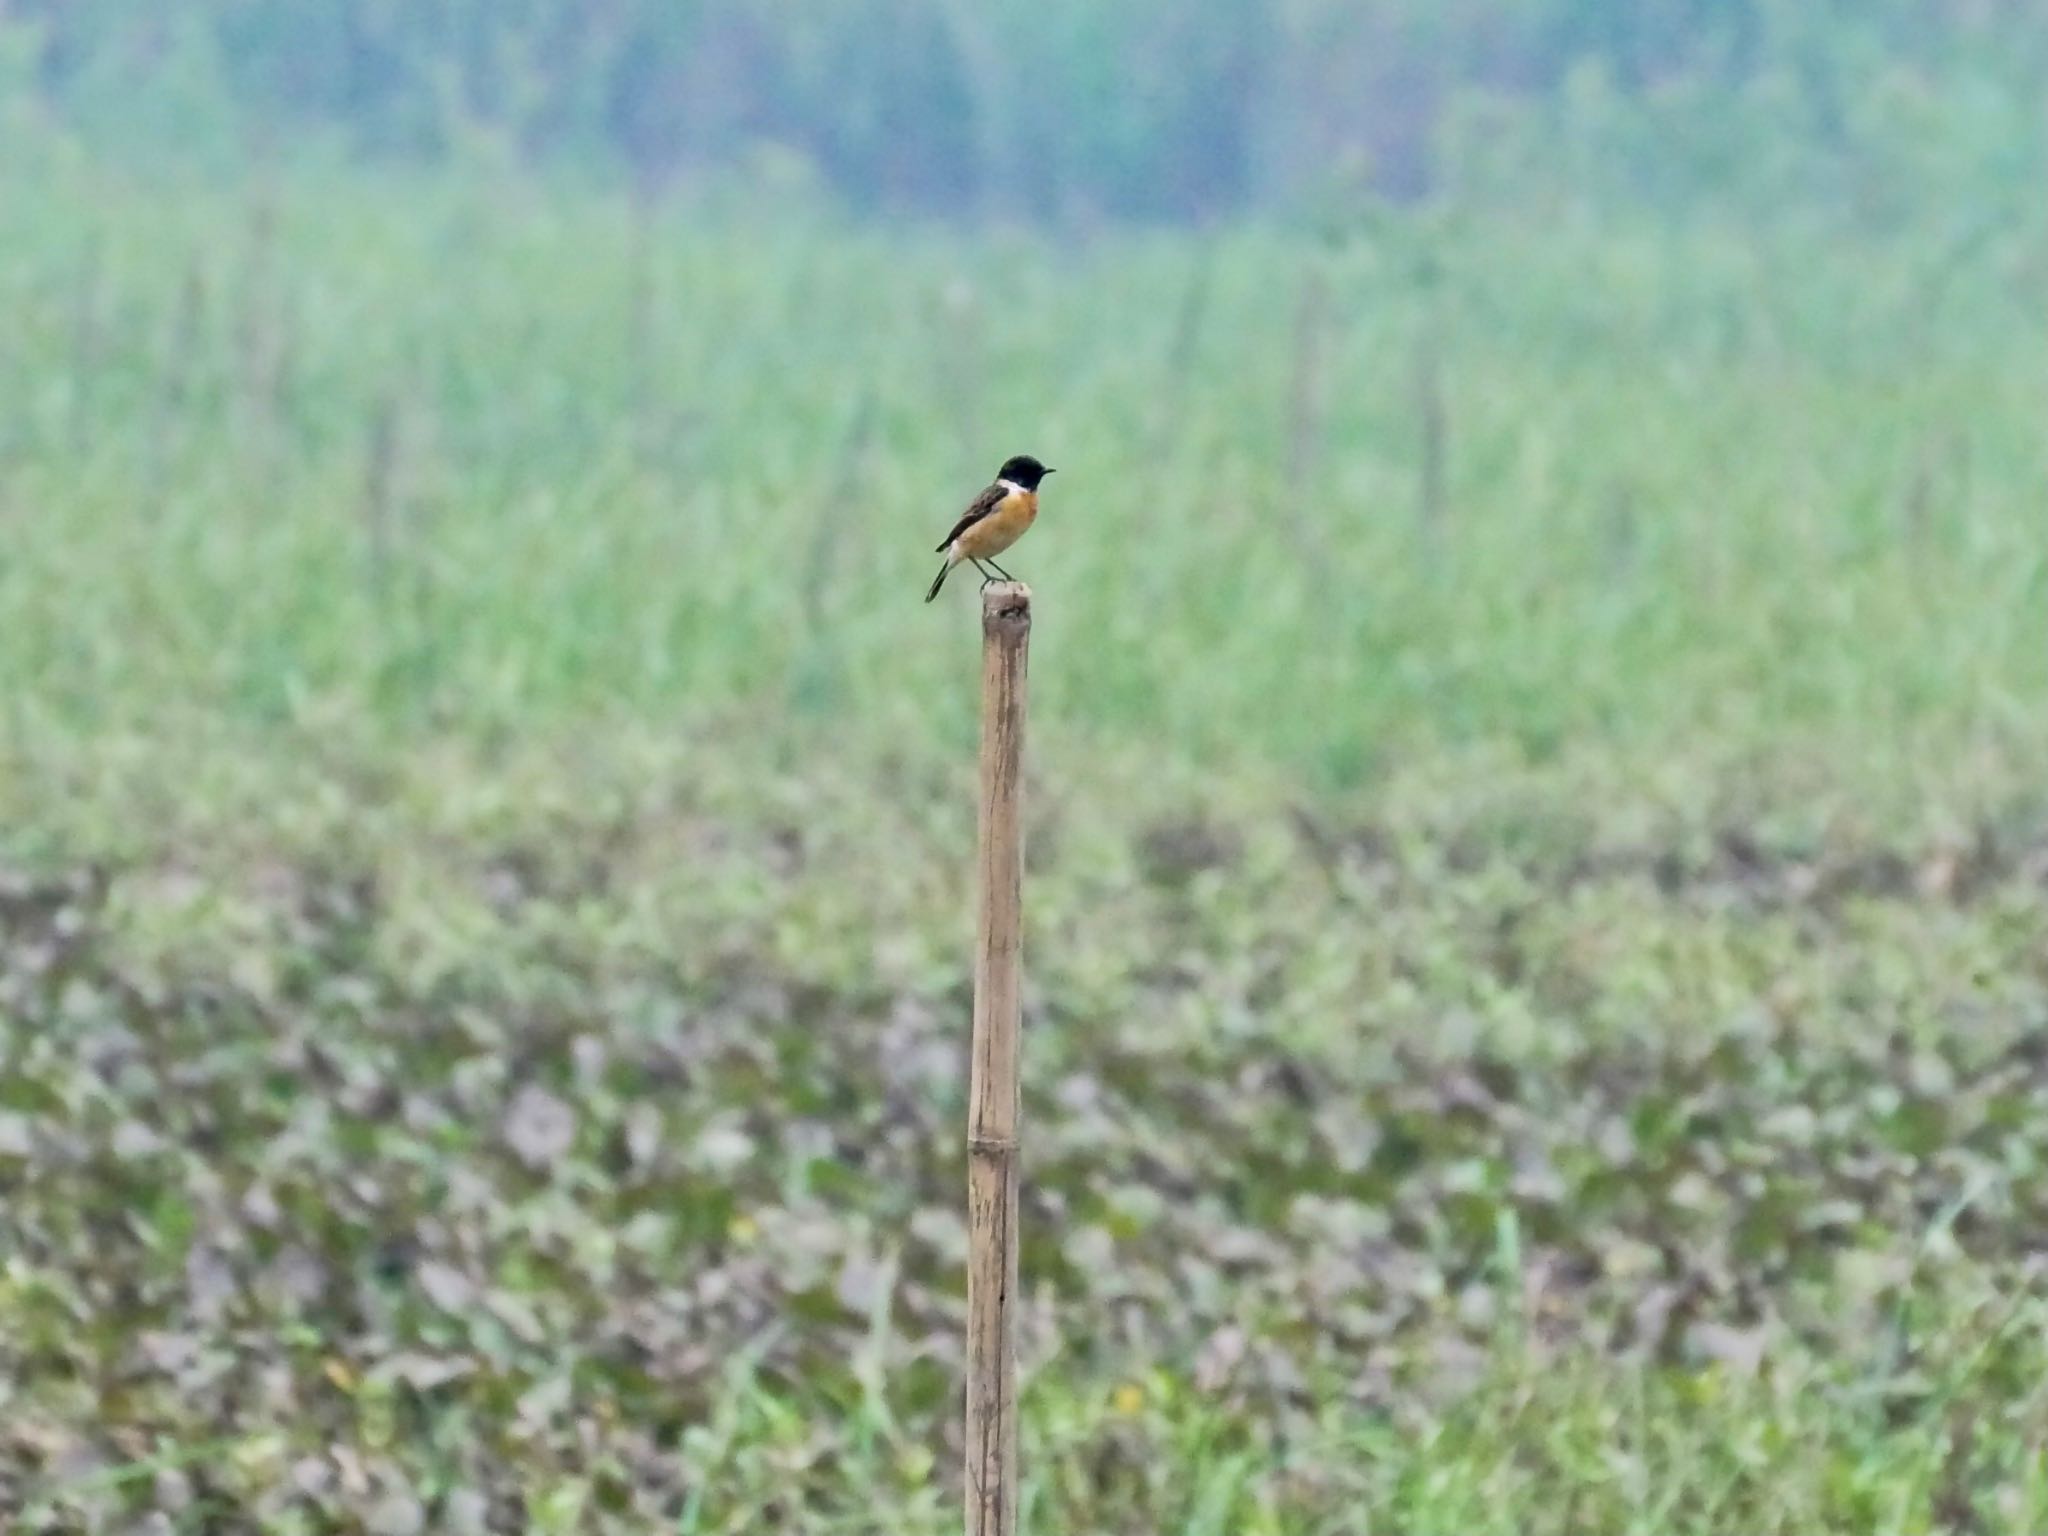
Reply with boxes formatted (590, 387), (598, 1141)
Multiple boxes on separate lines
(934, 483), (1006, 552)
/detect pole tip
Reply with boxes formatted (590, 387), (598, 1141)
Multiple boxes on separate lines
(981, 581), (1032, 625)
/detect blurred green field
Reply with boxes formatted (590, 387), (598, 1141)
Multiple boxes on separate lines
(5, 151), (2048, 1532)
(3, 157), (2043, 783)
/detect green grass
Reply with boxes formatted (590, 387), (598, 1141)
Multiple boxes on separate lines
(3, 147), (2048, 1530)
(1, 156), (2043, 783)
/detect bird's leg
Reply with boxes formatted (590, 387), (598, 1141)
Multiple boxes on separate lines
(971, 559), (996, 588)
(983, 557), (1016, 583)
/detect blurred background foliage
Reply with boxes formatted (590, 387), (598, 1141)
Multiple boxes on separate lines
(7, 6), (2048, 1528)
(6, 0), (2045, 221)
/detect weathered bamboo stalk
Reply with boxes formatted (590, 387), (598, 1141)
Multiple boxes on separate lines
(965, 581), (1030, 1536)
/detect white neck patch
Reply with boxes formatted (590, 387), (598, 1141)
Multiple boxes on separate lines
(998, 479), (1028, 495)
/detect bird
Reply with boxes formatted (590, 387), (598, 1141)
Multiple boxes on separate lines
(924, 454), (1055, 603)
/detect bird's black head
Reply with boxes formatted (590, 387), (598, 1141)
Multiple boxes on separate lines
(996, 454), (1054, 490)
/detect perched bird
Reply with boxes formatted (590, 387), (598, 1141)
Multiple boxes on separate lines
(924, 454), (1055, 603)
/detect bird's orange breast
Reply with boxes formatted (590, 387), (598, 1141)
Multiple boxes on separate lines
(956, 490), (1036, 558)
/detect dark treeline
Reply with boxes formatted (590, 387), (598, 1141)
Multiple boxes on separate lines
(7, 0), (2044, 218)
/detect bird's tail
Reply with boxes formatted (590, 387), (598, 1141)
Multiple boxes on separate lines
(924, 559), (951, 603)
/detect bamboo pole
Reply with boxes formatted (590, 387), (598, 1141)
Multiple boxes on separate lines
(966, 580), (1031, 1536)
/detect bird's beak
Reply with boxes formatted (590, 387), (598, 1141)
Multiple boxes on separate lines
(1043, 467), (1057, 475)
